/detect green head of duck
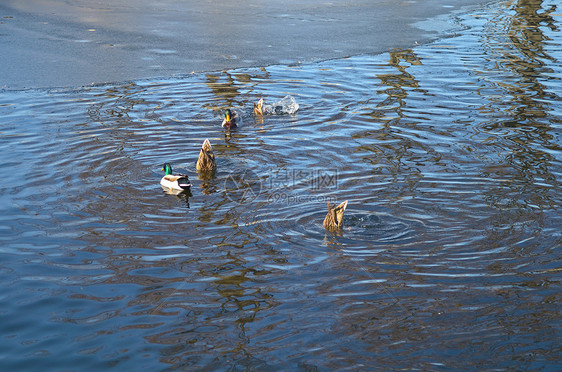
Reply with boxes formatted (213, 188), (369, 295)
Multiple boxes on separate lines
(225, 109), (232, 122)
(161, 163), (173, 175)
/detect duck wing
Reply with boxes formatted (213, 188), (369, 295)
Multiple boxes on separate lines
(164, 174), (192, 189)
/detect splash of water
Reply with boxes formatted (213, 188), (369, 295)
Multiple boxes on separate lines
(262, 95), (299, 115)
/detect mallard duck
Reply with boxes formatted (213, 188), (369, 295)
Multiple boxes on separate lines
(196, 138), (216, 172)
(221, 108), (242, 129)
(160, 163), (192, 191)
(323, 200), (348, 230)
(253, 98), (264, 115)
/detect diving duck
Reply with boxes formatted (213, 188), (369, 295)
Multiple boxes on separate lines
(253, 98), (264, 115)
(196, 138), (217, 172)
(323, 200), (348, 230)
(221, 108), (242, 129)
(160, 163), (192, 191)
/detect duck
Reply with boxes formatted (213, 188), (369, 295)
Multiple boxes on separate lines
(221, 108), (242, 129)
(196, 138), (217, 172)
(160, 163), (192, 191)
(253, 98), (264, 115)
(323, 200), (348, 230)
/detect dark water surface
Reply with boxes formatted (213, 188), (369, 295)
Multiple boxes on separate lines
(1, 0), (561, 370)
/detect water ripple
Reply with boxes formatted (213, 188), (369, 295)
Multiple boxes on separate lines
(1, 0), (561, 370)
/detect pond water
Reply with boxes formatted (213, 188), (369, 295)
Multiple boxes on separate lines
(1, 0), (561, 370)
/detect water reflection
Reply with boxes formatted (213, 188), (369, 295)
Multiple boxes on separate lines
(0, 1), (561, 370)
(204, 69), (270, 114)
(354, 49), (431, 198)
(139, 248), (277, 368)
(162, 187), (192, 208)
(477, 0), (561, 210)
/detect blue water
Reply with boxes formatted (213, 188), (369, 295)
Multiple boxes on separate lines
(1, 0), (561, 370)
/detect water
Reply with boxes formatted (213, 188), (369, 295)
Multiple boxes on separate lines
(1, 0), (561, 370)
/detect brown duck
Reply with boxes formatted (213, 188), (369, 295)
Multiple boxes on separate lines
(253, 98), (264, 115)
(323, 200), (348, 230)
(196, 138), (216, 172)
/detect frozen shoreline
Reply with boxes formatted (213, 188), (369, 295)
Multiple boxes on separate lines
(0, 0), (488, 90)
